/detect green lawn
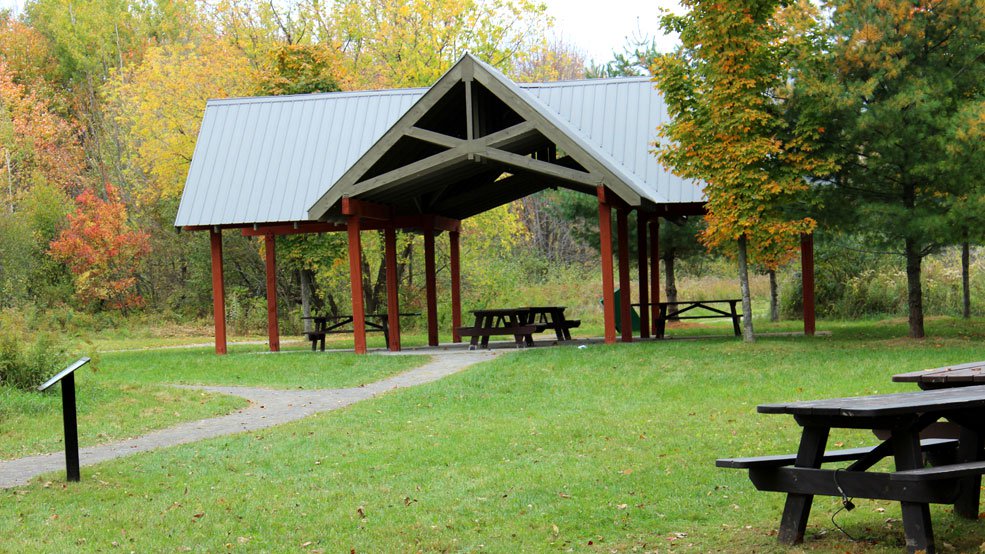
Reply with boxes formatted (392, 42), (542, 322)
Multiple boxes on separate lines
(0, 346), (426, 459)
(2, 318), (984, 552)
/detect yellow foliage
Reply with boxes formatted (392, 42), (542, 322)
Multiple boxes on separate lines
(106, 39), (257, 206)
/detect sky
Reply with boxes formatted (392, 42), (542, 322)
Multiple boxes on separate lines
(0, 0), (684, 65)
(540, 0), (683, 64)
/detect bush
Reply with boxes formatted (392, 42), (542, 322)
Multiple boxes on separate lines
(0, 311), (70, 391)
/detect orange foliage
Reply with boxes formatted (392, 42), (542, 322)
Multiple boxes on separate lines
(49, 184), (151, 310)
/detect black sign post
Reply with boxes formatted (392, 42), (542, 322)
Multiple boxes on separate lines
(38, 357), (90, 482)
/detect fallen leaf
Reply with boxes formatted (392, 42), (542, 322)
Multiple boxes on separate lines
(621, 469), (633, 475)
(357, 506), (366, 519)
(558, 493), (571, 499)
(617, 504), (628, 510)
(192, 512), (205, 519)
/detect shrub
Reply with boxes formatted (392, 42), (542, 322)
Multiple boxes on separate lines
(0, 311), (70, 391)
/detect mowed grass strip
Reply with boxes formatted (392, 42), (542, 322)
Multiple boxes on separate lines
(1, 319), (983, 552)
(1, 347), (425, 459)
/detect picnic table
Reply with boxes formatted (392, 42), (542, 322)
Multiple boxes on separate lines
(457, 306), (579, 350)
(302, 313), (419, 351)
(653, 299), (742, 338)
(894, 361), (985, 390)
(717, 386), (985, 553)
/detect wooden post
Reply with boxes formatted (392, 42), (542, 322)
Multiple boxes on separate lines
(636, 212), (649, 339)
(347, 216), (367, 354)
(264, 234), (280, 352)
(597, 187), (616, 344)
(450, 230), (462, 343)
(617, 207), (632, 343)
(649, 217), (660, 328)
(424, 224), (439, 347)
(384, 226), (401, 352)
(209, 229), (227, 355)
(801, 233), (816, 336)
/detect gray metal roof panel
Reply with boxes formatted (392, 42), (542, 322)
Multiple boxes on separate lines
(522, 78), (705, 204)
(175, 89), (424, 227)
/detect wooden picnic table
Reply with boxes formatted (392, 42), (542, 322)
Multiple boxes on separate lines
(653, 299), (742, 338)
(894, 361), (985, 390)
(718, 386), (985, 553)
(457, 306), (579, 350)
(302, 313), (419, 351)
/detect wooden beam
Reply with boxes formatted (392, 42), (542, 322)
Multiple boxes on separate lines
(650, 217), (661, 327)
(474, 121), (538, 149)
(479, 147), (600, 187)
(407, 126), (464, 149)
(801, 233), (816, 337)
(347, 216), (367, 354)
(209, 230), (227, 355)
(617, 207), (633, 343)
(597, 187), (616, 344)
(654, 202), (707, 218)
(352, 146), (468, 196)
(450, 230), (462, 343)
(241, 222), (346, 236)
(341, 197), (393, 220)
(637, 213), (650, 339)
(264, 234), (280, 352)
(424, 227), (439, 346)
(384, 226), (401, 352)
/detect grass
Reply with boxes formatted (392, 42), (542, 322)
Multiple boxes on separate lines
(0, 345), (426, 459)
(1, 318), (984, 552)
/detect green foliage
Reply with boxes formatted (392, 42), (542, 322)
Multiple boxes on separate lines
(795, 0), (985, 337)
(0, 310), (68, 390)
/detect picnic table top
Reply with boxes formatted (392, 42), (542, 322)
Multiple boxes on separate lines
(758, 384), (985, 418)
(302, 312), (419, 320)
(470, 306), (565, 315)
(893, 361), (985, 385)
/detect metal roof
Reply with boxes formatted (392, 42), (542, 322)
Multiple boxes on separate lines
(175, 60), (704, 228)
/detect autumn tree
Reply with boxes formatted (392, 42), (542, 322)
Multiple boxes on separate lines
(797, 0), (984, 337)
(654, 0), (826, 341)
(308, 0), (551, 88)
(50, 184), (150, 310)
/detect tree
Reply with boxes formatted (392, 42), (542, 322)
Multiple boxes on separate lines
(798, 0), (984, 337)
(49, 184), (150, 310)
(654, 0), (826, 341)
(307, 0), (551, 88)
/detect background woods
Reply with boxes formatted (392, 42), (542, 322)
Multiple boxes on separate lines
(0, 0), (981, 342)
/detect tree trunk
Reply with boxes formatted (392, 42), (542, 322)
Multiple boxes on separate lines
(962, 241), (971, 319)
(664, 248), (678, 319)
(300, 269), (314, 333)
(737, 235), (755, 342)
(768, 269), (779, 322)
(904, 238), (925, 338)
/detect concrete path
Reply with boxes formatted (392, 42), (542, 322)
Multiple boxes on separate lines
(0, 350), (497, 488)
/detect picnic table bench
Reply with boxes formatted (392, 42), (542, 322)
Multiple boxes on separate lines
(654, 299), (742, 338)
(302, 313), (419, 351)
(457, 307), (579, 350)
(717, 386), (985, 553)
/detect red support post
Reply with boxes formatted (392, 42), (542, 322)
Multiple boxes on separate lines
(597, 187), (616, 344)
(450, 230), (462, 343)
(649, 218), (661, 327)
(617, 207), (633, 343)
(801, 233), (816, 336)
(347, 216), (367, 354)
(424, 225), (439, 347)
(209, 229), (228, 355)
(384, 226), (401, 352)
(636, 212), (650, 339)
(264, 234), (280, 352)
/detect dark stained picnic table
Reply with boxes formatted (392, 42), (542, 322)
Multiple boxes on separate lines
(894, 361), (985, 390)
(719, 386), (985, 553)
(302, 313), (418, 351)
(653, 299), (742, 338)
(459, 306), (579, 350)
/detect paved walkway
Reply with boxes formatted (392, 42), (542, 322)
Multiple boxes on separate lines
(0, 350), (497, 488)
